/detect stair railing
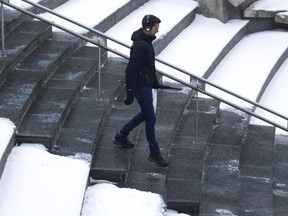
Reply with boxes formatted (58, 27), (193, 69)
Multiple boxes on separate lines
(1, 0), (9, 68)
(2, 0), (288, 133)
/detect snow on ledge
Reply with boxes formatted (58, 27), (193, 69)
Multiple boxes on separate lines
(82, 183), (167, 216)
(0, 144), (90, 216)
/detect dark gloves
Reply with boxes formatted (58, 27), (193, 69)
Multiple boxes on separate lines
(124, 89), (134, 105)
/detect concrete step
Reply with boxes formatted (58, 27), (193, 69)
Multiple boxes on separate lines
(0, 20), (52, 83)
(88, 57), (137, 181)
(200, 109), (248, 216)
(122, 85), (192, 199)
(54, 57), (127, 158)
(167, 97), (221, 215)
(89, 100), (139, 182)
(274, 134), (288, 215)
(90, 74), (192, 200)
(17, 33), (79, 74)
(0, 8), (25, 36)
(90, 80), (223, 215)
(239, 124), (275, 215)
(0, 119), (15, 180)
(0, 33), (78, 125)
(16, 46), (103, 149)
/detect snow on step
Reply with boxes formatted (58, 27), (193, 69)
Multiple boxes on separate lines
(156, 14), (248, 81)
(38, 0), (130, 33)
(204, 30), (288, 109)
(0, 144), (90, 216)
(81, 183), (166, 216)
(105, 0), (198, 56)
(250, 58), (288, 133)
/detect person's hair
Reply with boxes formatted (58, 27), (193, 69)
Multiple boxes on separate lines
(142, 15), (161, 32)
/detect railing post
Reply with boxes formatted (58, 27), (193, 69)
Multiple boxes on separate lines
(191, 78), (199, 144)
(1, 1), (8, 67)
(195, 79), (199, 144)
(98, 45), (101, 101)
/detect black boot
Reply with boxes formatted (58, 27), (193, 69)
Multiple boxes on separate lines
(148, 153), (169, 167)
(113, 133), (135, 148)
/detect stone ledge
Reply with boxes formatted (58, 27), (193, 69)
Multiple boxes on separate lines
(228, 0), (246, 7)
(276, 12), (288, 24)
(0, 118), (16, 179)
(244, 1), (288, 24)
(166, 179), (201, 215)
(244, 8), (279, 18)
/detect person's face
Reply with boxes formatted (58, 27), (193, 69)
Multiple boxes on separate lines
(148, 23), (159, 36)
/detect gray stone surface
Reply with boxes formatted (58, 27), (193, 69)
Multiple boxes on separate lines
(89, 62), (219, 215)
(239, 124), (275, 215)
(244, 0), (288, 29)
(200, 109), (247, 215)
(17, 46), (101, 148)
(200, 166), (239, 215)
(124, 172), (167, 199)
(90, 147), (131, 182)
(228, 0), (246, 7)
(195, 0), (248, 22)
(0, 20), (52, 81)
(244, 8), (277, 18)
(167, 179), (201, 214)
(276, 12), (288, 25)
(0, 33), (76, 125)
(273, 134), (288, 215)
(0, 131), (15, 180)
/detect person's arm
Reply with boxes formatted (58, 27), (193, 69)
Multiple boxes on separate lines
(125, 43), (145, 92)
(124, 43), (145, 105)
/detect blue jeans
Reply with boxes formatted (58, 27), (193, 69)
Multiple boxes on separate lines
(119, 86), (160, 154)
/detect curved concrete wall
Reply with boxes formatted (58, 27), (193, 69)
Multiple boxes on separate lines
(0, 119), (16, 180)
(194, 0), (257, 22)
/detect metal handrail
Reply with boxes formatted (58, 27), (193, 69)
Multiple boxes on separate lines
(2, 0), (288, 132)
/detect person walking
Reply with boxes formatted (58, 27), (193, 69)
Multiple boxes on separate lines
(113, 14), (169, 167)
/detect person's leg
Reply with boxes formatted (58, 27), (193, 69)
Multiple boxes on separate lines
(115, 86), (168, 166)
(114, 89), (145, 148)
(119, 112), (145, 137)
(136, 87), (160, 154)
(114, 112), (144, 148)
(136, 87), (169, 167)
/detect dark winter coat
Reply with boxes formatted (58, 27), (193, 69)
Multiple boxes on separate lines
(125, 28), (160, 93)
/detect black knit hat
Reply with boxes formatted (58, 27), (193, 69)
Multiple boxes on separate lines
(142, 15), (161, 32)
